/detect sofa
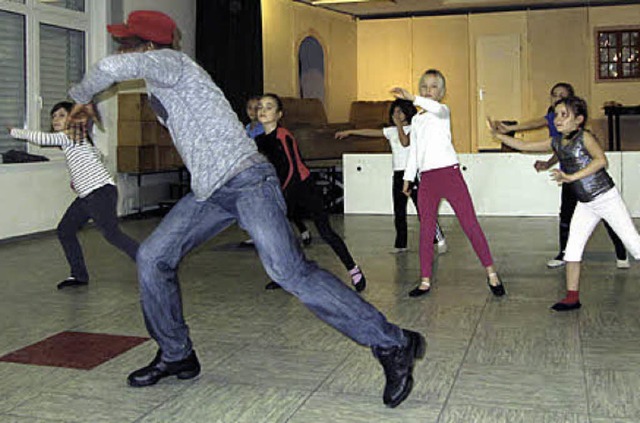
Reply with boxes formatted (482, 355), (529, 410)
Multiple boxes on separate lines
(280, 97), (393, 162)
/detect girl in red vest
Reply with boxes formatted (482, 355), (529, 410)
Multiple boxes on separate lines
(255, 93), (366, 292)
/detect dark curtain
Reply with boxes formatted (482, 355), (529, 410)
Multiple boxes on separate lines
(196, 0), (263, 122)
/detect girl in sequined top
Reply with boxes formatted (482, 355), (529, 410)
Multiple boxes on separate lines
(490, 96), (640, 311)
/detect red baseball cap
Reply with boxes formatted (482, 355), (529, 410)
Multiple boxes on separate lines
(107, 10), (176, 45)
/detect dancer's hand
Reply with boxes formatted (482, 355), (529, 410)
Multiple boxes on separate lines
(485, 117), (498, 137)
(550, 169), (573, 184)
(67, 103), (100, 140)
(402, 180), (411, 197)
(534, 160), (550, 172)
(335, 130), (350, 140)
(496, 122), (513, 134)
(390, 87), (415, 102)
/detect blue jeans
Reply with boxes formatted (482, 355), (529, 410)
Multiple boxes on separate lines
(137, 162), (405, 361)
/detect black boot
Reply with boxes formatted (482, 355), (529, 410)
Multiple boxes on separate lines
(372, 329), (426, 408)
(127, 349), (200, 387)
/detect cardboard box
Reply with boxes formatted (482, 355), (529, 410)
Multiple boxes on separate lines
(117, 146), (157, 173)
(157, 125), (173, 146)
(118, 121), (161, 146)
(158, 145), (183, 170)
(118, 93), (157, 122)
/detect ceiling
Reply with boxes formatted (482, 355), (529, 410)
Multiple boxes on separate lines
(294, 0), (637, 19)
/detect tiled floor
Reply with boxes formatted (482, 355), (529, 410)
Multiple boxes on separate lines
(1, 213), (639, 422)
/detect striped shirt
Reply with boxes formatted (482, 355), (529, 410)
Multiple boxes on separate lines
(10, 129), (114, 198)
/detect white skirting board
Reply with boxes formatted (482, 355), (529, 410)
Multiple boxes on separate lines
(344, 152), (640, 217)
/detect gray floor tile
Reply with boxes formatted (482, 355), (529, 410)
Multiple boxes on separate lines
(137, 377), (309, 423)
(7, 392), (154, 422)
(440, 404), (589, 423)
(448, 364), (588, 413)
(587, 369), (640, 419)
(289, 392), (440, 422)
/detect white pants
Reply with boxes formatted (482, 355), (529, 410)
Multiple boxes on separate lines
(564, 188), (640, 262)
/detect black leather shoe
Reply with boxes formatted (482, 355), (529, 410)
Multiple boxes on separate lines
(487, 274), (506, 297)
(57, 277), (88, 289)
(408, 284), (430, 297)
(551, 301), (581, 311)
(265, 281), (282, 290)
(372, 329), (426, 408)
(127, 350), (200, 387)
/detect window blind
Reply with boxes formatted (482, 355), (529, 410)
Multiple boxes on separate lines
(39, 24), (85, 131)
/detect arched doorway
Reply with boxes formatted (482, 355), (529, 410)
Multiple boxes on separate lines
(298, 36), (325, 103)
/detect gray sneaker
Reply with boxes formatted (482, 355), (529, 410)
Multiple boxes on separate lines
(547, 258), (566, 268)
(617, 258), (630, 269)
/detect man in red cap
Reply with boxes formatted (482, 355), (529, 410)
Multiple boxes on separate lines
(67, 10), (425, 409)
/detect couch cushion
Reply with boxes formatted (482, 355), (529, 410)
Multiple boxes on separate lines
(281, 97), (328, 127)
(293, 126), (390, 161)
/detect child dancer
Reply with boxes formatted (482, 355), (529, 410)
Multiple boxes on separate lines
(244, 95), (265, 139)
(255, 93), (366, 292)
(9, 101), (138, 289)
(69, 11), (424, 407)
(244, 95), (311, 248)
(496, 83), (627, 269)
(489, 96), (640, 311)
(336, 99), (447, 254)
(392, 69), (505, 298)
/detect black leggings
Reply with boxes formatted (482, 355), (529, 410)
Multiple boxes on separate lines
(286, 179), (356, 271)
(558, 183), (626, 260)
(392, 171), (445, 249)
(57, 184), (139, 281)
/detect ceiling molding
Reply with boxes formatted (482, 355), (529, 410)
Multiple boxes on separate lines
(293, 0), (640, 20)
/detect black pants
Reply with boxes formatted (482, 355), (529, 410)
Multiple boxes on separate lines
(286, 179), (356, 270)
(392, 171), (445, 249)
(558, 183), (626, 260)
(57, 184), (139, 282)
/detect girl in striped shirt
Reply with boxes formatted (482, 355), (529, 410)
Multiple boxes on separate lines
(9, 101), (138, 289)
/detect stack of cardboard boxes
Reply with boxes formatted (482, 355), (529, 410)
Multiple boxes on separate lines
(117, 93), (183, 173)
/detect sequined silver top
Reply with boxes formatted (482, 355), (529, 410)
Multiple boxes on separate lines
(69, 49), (260, 201)
(551, 129), (613, 202)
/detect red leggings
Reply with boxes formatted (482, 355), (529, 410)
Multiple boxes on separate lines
(418, 165), (493, 278)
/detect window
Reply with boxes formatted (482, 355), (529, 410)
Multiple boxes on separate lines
(0, 10), (27, 155)
(0, 0), (88, 157)
(597, 28), (640, 81)
(37, 0), (84, 12)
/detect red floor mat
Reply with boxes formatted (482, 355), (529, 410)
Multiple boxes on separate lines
(0, 331), (149, 370)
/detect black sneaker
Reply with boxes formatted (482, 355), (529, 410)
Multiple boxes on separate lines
(57, 277), (88, 289)
(127, 349), (200, 387)
(372, 329), (426, 408)
(265, 281), (282, 290)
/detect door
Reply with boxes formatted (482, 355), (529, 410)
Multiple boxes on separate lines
(476, 34), (521, 151)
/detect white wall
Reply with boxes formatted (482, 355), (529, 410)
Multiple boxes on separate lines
(344, 152), (639, 217)
(0, 0), (197, 241)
